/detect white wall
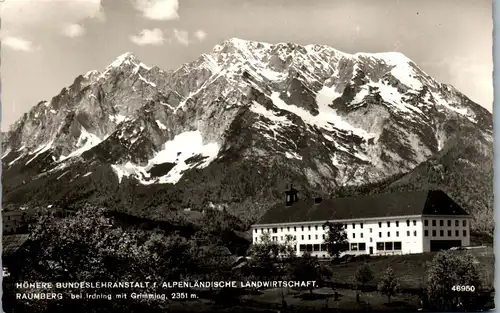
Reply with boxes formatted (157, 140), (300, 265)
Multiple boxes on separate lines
(251, 215), (426, 257)
(421, 215), (471, 252)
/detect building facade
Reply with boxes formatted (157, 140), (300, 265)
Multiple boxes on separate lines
(251, 188), (471, 257)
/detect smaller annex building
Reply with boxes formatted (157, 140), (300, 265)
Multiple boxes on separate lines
(251, 187), (471, 257)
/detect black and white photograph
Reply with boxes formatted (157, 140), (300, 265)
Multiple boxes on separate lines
(0, 0), (495, 312)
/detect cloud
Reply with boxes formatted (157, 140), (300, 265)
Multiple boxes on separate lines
(194, 30), (207, 42)
(173, 29), (189, 46)
(133, 0), (179, 21)
(1, 0), (104, 30)
(1, 36), (35, 52)
(130, 28), (165, 46)
(62, 23), (86, 38)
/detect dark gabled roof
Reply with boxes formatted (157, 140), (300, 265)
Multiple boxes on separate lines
(3, 234), (29, 256)
(256, 190), (469, 225)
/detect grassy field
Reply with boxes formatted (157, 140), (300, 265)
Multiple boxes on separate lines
(326, 246), (494, 291)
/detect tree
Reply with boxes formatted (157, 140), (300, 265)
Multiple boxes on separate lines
(323, 222), (348, 259)
(355, 263), (374, 301)
(377, 267), (400, 304)
(291, 252), (331, 294)
(426, 251), (483, 311)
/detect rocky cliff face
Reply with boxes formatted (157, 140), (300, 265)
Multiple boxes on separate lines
(1, 38), (492, 230)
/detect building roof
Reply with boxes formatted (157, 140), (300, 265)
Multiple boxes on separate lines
(3, 234), (29, 256)
(255, 190), (469, 225)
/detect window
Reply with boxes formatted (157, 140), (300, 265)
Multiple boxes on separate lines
(344, 224), (348, 229)
(440, 230), (444, 237)
(273, 228), (278, 233)
(440, 220), (444, 227)
(447, 220), (451, 227)
(315, 235), (318, 239)
(379, 222), (382, 228)
(370, 238), (373, 242)
(361, 233), (364, 238)
(394, 242), (402, 250)
(432, 230), (436, 236)
(322, 225), (325, 230)
(407, 231), (410, 236)
(379, 232), (382, 238)
(359, 243), (366, 251)
(455, 230), (459, 236)
(396, 221), (399, 227)
(376, 242), (384, 250)
(448, 230), (452, 237)
(352, 223), (356, 229)
(351, 243), (358, 251)
(308, 235), (311, 240)
(413, 220), (417, 226)
(287, 227), (290, 231)
(396, 231), (399, 237)
(294, 227), (297, 231)
(432, 220), (436, 226)
(361, 223), (364, 229)
(353, 233), (356, 239)
(414, 231), (417, 236)
(424, 220), (428, 226)
(261, 229), (264, 233)
(387, 221), (390, 227)
(463, 220), (467, 227)
(370, 228), (372, 233)
(315, 225), (318, 231)
(424, 230), (428, 237)
(455, 220), (459, 227)
(313, 244), (320, 252)
(407, 220), (410, 226)
(385, 242), (393, 250)
(254, 229), (257, 233)
(322, 234), (325, 239)
(463, 230), (467, 237)
(301, 226), (304, 231)
(320, 244), (326, 251)
(294, 236), (297, 240)
(301, 235), (304, 240)
(272, 236), (277, 241)
(387, 232), (390, 237)
(299, 245), (306, 252)
(280, 236), (283, 240)
(308, 226), (311, 231)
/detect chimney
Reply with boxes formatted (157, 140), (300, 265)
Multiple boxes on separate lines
(314, 197), (323, 204)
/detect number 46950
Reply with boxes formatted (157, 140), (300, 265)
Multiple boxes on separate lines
(452, 285), (475, 292)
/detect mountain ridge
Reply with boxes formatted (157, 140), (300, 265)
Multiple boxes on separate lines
(1, 38), (493, 233)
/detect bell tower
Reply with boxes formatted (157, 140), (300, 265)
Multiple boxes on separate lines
(285, 184), (299, 206)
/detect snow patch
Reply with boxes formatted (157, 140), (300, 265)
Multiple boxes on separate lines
(272, 92), (372, 139)
(285, 151), (302, 160)
(59, 127), (102, 161)
(156, 120), (167, 130)
(110, 114), (127, 124)
(111, 130), (220, 185)
(26, 140), (54, 165)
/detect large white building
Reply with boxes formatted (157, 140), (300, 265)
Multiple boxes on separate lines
(251, 187), (471, 257)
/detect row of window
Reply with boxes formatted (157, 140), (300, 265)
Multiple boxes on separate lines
(299, 244), (328, 252)
(376, 241), (402, 251)
(425, 219), (467, 227)
(255, 218), (469, 235)
(359, 230), (419, 239)
(425, 229), (467, 237)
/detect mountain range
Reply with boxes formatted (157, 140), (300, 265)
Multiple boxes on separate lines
(1, 38), (493, 234)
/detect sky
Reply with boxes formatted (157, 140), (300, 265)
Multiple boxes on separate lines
(0, 0), (493, 131)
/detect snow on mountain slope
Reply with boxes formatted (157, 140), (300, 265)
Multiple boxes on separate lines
(1, 38), (492, 217)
